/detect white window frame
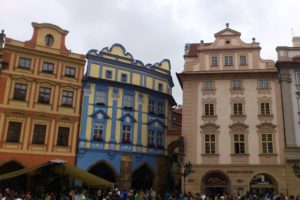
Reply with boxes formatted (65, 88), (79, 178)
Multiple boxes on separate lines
(239, 55), (247, 66)
(210, 55), (218, 67)
(203, 80), (214, 90)
(224, 55), (234, 66)
(258, 80), (269, 89)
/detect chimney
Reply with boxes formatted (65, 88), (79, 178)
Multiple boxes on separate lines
(0, 30), (6, 48)
(292, 36), (300, 47)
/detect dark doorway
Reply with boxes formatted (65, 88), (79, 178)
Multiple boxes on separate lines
(0, 161), (26, 192)
(89, 162), (116, 183)
(202, 171), (230, 197)
(131, 164), (153, 190)
(249, 173), (278, 196)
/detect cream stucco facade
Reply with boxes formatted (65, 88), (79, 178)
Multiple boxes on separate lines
(177, 24), (299, 196)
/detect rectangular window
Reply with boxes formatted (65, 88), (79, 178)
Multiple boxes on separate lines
(13, 83), (28, 101)
(233, 103), (243, 115)
(65, 66), (76, 77)
(224, 55), (234, 66)
(205, 134), (216, 154)
(6, 122), (22, 143)
(211, 56), (218, 67)
(38, 87), (51, 104)
(32, 124), (47, 145)
(148, 99), (156, 114)
(239, 55), (247, 66)
(18, 57), (31, 69)
(93, 123), (104, 141)
(61, 91), (74, 107)
(203, 80), (214, 90)
(234, 134), (245, 154)
(157, 131), (163, 147)
(121, 74), (127, 82)
(296, 72), (300, 84)
(122, 125), (131, 143)
(42, 62), (54, 74)
(232, 80), (242, 90)
(205, 104), (214, 116)
(260, 102), (271, 115)
(148, 130), (155, 146)
(57, 127), (70, 146)
(106, 70), (112, 79)
(95, 90), (106, 105)
(158, 83), (163, 92)
(262, 134), (273, 154)
(258, 80), (269, 89)
(157, 101), (165, 116)
(123, 94), (133, 108)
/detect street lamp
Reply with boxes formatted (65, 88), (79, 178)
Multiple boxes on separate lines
(178, 161), (192, 194)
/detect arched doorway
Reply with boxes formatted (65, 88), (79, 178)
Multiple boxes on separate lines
(88, 161), (117, 183)
(249, 173), (278, 196)
(0, 161), (26, 192)
(131, 164), (154, 190)
(202, 171), (230, 197)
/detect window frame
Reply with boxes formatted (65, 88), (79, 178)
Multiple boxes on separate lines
(239, 55), (247, 66)
(93, 122), (104, 142)
(224, 55), (234, 66)
(95, 90), (106, 106)
(42, 62), (54, 74)
(204, 134), (216, 154)
(148, 129), (155, 147)
(65, 66), (76, 78)
(32, 124), (47, 145)
(123, 94), (133, 109)
(148, 99), (156, 115)
(203, 80), (214, 90)
(121, 73), (128, 82)
(13, 83), (28, 101)
(231, 80), (242, 90)
(210, 55), (218, 67)
(57, 127), (70, 147)
(157, 100), (165, 116)
(122, 124), (132, 144)
(233, 103), (243, 115)
(260, 102), (271, 115)
(258, 80), (269, 89)
(296, 72), (300, 85)
(18, 57), (31, 69)
(6, 121), (22, 143)
(233, 133), (245, 154)
(38, 87), (51, 104)
(204, 103), (215, 116)
(61, 90), (74, 107)
(105, 70), (112, 79)
(261, 133), (273, 154)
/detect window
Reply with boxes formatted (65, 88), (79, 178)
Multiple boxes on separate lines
(260, 102), (271, 115)
(57, 127), (70, 146)
(204, 104), (214, 116)
(157, 131), (163, 147)
(224, 55), (234, 66)
(123, 94), (133, 108)
(258, 80), (269, 89)
(13, 83), (27, 101)
(95, 90), (106, 105)
(65, 67), (76, 77)
(157, 101), (165, 116)
(122, 125), (131, 144)
(45, 34), (54, 47)
(6, 122), (22, 143)
(233, 103), (243, 115)
(18, 57), (31, 69)
(106, 70), (112, 79)
(296, 72), (300, 84)
(240, 55), (247, 65)
(211, 56), (218, 67)
(262, 134), (273, 154)
(38, 87), (51, 104)
(203, 80), (214, 90)
(158, 83), (163, 92)
(148, 99), (156, 114)
(205, 134), (216, 154)
(121, 74), (127, 82)
(234, 134), (245, 154)
(232, 80), (242, 90)
(148, 130), (155, 146)
(93, 123), (104, 141)
(42, 62), (54, 74)
(61, 91), (73, 107)
(32, 124), (47, 144)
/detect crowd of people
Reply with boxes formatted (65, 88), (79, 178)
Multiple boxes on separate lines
(1, 187), (300, 200)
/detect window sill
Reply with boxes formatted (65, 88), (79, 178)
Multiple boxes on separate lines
(202, 89), (216, 95)
(30, 143), (46, 146)
(210, 65), (219, 67)
(37, 101), (51, 105)
(61, 104), (73, 108)
(258, 114), (273, 121)
(257, 88), (271, 94)
(231, 153), (249, 157)
(202, 115), (217, 122)
(224, 65), (234, 67)
(230, 88), (244, 95)
(230, 115), (246, 122)
(17, 66), (31, 71)
(41, 71), (54, 75)
(95, 102), (106, 107)
(64, 75), (76, 78)
(12, 98), (27, 102)
(259, 153), (277, 156)
(201, 153), (220, 157)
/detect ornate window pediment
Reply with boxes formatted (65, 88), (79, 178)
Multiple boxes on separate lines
(257, 123), (276, 133)
(200, 123), (220, 134)
(91, 109), (110, 120)
(147, 119), (166, 128)
(229, 122), (249, 133)
(119, 113), (136, 123)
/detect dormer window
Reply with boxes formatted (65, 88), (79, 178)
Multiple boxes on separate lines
(45, 34), (54, 47)
(224, 55), (234, 66)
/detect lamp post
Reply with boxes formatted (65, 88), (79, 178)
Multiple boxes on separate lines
(182, 161), (192, 194)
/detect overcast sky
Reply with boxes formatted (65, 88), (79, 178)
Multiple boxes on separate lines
(1, 0), (300, 104)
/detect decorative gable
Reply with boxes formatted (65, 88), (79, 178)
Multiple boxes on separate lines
(119, 113), (136, 123)
(91, 109), (110, 120)
(147, 119), (166, 128)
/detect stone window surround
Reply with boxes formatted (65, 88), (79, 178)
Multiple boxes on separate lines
(223, 54), (235, 66)
(256, 123), (277, 155)
(59, 86), (76, 108)
(200, 123), (220, 155)
(202, 80), (216, 95)
(230, 97), (246, 117)
(210, 55), (219, 67)
(202, 97), (217, 117)
(4, 115), (26, 145)
(31, 119), (49, 145)
(36, 81), (55, 105)
(11, 78), (31, 102)
(239, 54), (248, 66)
(229, 123), (249, 155)
(257, 96), (273, 119)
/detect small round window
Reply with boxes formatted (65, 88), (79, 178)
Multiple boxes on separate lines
(45, 34), (54, 47)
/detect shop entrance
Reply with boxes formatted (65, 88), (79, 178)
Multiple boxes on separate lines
(131, 164), (154, 190)
(202, 171), (230, 197)
(249, 173), (278, 197)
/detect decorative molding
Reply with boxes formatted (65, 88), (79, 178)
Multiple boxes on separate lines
(230, 88), (244, 95)
(202, 89), (216, 96)
(258, 114), (274, 122)
(200, 123), (220, 134)
(257, 122), (276, 133)
(202, 115), (217, 123)
(230, 115), (246, 122)
(257, 88), (271, 94)
(229, 122), (249, 133)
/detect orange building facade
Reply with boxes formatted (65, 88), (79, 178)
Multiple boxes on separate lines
(0, 23), (85, 168)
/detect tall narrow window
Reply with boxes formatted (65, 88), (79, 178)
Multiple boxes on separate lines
(148, 99), (156, 114)
(239, 55), (247, 65)
(123, 94), (133, 108)
(38, 87), (51, 104)
(233, 103), (243, 115)
(57, 127), (70, 146)
(6, 122), (22, 143)
(121, 74), (128, 82)
(204, 104), (214, 116)
(42, 62), (54, 74)
(258, 80), (269, 89)
(65, 67), (76, 77)
(32, 124), (47, 144)
(18, 57), (31, 69)
(93, 123), (104, 141)
(157, 101), (165, 116)
(157, 131), (163, 147)
(13, 83), (28, 101)
(158, 83), (163, 92)
(205, 134), (216, 154)
(260, 103), (271, 115)
(106, 70), (112, 79)
(148, 130), (155, 146)
(203, 80), (214, 90)
(262, 134), (273, 154)
(224, 55), (234, 66)
(234, 134), (245, 154)
(95, 90), (106, 105)
(61, 91), (74, 107)
(122, 125), (131, 144)
(211, 56), (218, 67)
(232, 80), (242, 90)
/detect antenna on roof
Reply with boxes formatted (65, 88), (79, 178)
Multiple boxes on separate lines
(226, 23), (229, 28)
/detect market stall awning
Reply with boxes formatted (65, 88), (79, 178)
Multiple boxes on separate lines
(0, 160), (113, 187)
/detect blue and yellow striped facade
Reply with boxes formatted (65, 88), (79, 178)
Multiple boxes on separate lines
(76, 44), (176, 190)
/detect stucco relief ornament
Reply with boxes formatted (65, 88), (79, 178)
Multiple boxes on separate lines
(229, 123), (249, 132)
(125, 116), (131, 123)
(97, 113), (103, 120)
